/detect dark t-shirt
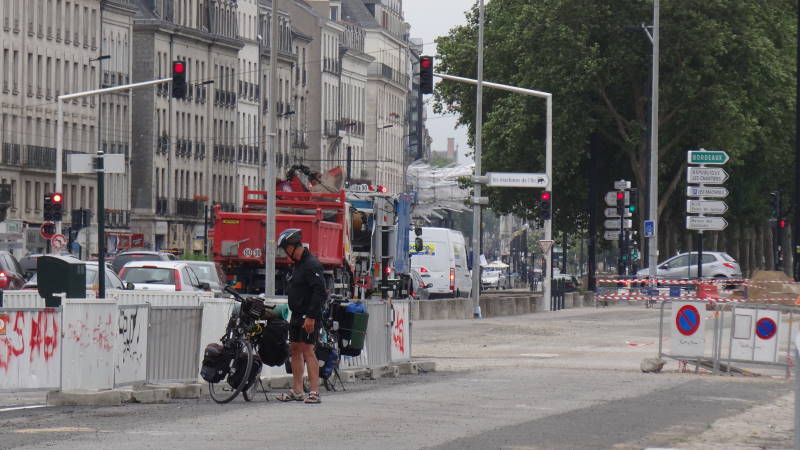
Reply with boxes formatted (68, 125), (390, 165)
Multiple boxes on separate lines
(287, 249), (327, 319)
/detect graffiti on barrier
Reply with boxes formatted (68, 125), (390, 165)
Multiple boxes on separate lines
(0, 310), (60, 373)
(392, 308), (405, 354)
(66, 313), (114, 352)
(118, 308), (142, 364)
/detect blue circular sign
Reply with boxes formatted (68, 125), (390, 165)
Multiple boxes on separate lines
(755, 317), (777, 340)
(676, 305), (701, 336)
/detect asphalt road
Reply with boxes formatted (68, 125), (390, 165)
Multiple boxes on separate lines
(0, 305), (793, 449)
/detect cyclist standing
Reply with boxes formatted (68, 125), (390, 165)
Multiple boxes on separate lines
(275, 228), (326, 404)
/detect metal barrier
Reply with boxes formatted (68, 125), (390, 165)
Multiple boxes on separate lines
(146, 306), (203, 384)
(111, 291), (214, 306)
(61, 300), (118, 390)
(0, 307), (61, 391)
(390, 300), (411, 362)
(115, 303), (149, 387)
(0, 290), (45, 308)
(551, 279), (566, 311)
(657, 300), (798, 375)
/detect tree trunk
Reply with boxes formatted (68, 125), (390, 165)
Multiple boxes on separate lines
(742, 226), (751, 277)
(755, 223), (765, 271)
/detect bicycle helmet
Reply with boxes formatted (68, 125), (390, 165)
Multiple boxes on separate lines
(277, 228), (302, 250)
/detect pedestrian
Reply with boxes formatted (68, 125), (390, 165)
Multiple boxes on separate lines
(274, 228), (326, 404)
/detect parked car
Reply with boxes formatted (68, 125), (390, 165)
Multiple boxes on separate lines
(24, 261), (126, 291)
(553, 273), (581, 292)
(410, 269), (432, 300)
(177, 260), (227, 294)
(18, 252), (73, 280)
(409, 227), (472, 298)
(481, 269), (508, 290)
(0, 251), (26, 290)
(118, 261), (210, 292)
(636, 251), (742, 279)
(111, 250), (177, 274)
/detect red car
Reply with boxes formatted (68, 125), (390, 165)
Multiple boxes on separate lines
(0, 251), (27, 290)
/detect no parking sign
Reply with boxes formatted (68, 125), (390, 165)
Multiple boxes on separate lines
(731, 308), (781, 362)
(671, 302), (706, 357)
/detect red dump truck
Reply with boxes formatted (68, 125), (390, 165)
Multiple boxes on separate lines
(211, 187), (352, 295)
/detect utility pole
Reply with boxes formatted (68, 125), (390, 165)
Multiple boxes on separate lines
(470, 0), (486, 318)
(264, 0), (279, 297)
(647, 0), (660, 280)
(795, 2), (800, 281)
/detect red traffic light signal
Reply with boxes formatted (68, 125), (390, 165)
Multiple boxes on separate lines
(420, 55), (434, 95)
(172, 60), (187, 99)
(540, 191), (552, 220)
(173, 61), (185, 74)
(616, 191), (625, 200)
(541, 191), (551, 201)
(779, 219), (787, 228)
(51, 192), (63, 204)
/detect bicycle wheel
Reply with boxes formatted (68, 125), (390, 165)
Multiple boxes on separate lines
(209, 339), (253, 404)
(242, 356), (263, 402)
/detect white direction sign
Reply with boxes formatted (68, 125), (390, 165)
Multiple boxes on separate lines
(613, 180), (631, 190)
(687, 150), (729, 165)
(687, 167), (729, 184)
(604, 191), (621, 206)
(686, 216), (728, 231)
(604, 219), (632, 229)
(686, 186), (729, 198)
(604, 207), (631, 218)
(686, 200), (728, 214)
(603, 231), (622, 241)
(486, 172), (549, 188)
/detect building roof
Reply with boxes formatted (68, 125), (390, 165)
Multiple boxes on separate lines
(341, 0), (379, 28)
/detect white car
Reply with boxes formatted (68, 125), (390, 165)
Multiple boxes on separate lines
(119, 261), (210, 291)
(637, 252), (742, 279)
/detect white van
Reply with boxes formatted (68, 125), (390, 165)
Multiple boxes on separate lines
(409, 227), (472, 298)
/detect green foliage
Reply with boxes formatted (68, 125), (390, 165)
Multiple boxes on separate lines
(434, 0), (797, 234)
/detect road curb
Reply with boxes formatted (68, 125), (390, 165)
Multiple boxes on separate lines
(47, 389), (123, 407)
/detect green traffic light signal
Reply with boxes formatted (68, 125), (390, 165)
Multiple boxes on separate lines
(628, 205), (636, 213)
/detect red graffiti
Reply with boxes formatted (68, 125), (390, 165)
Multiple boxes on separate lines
(392, 310), (405, 353)
(92, 313), (114, 352)
(69, 313), (114, 352)
(29, 311), (59, 362)
(0, 312), (26, 371)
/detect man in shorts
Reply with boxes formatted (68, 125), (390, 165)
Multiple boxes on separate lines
(275, 228), (326, 404)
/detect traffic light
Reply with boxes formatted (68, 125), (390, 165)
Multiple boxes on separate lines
(43, 193), (53, 221)
(419, 56), (434, 95)
(540, 191), (552, 220)
(616, 191), (625, 216)
(171, 60), (187, 99)
(51, 192), (63, 221)
(779, 219), (787, 229)
(627, 188), (638, 214)
(769, 190), (781, 218)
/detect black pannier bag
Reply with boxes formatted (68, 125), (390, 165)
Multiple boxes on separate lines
(257, 318), (290, 366)
(227, 353), (262, 389)
(315, 343), (339, 379)
(241, 296), (267, 320)
(200, 343), (233, 383)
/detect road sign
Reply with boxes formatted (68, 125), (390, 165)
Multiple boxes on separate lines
(671, 302), (705, 356)
(537, 240), (554, 254)
(686, 200), (728, 215)
(686, 186), (729, 198)
(603, 231), (621, 241)
(40, 221), (55, 240)
(68, 153), (126, 174)
(486, 172), (549, 188)
(686, 216), (728, 231)
(604, 191), (621, 206)
(604, 219), (632, 229)
(50, 233), (67, 251)
(686, 167), (729, 184)
(687, 150), (729, 165)
(675, 304), (701, 336)
(644, 220), (654, 238)
(613, 180), (631, 190)
(604, 207), (631, 218)
(755, 317), (777, 340)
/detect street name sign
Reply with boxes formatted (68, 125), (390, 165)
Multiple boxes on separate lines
(687, 167), (729, 184)
(686, 216), (728, 231)
(603, 231), (622, 241)
(604, 219), (632, 229)
(613, 180), (631, 190)
(686, 200), (728, 214)
(686, 186), (729, 198)
(486, 172), (548, 188)
(68, 153), (126, 174)
(604, 207), (631, 218)
(687, 150), (729, 165)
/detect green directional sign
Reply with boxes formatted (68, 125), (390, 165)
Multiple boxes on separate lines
(687, 150), (729, 165)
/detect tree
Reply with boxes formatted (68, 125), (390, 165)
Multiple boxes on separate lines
(434, 0), (796, 251)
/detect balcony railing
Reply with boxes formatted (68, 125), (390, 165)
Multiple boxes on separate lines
(291, 130), (307, 149)
(368, 62), (409, 86)
(175, 199), (202, 218)
(324, 120), (339, 138)
(2, 143), (21, 166)
(23, 145), (56, 170)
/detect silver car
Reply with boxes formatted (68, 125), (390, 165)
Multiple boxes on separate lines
(637, 251), (742, 279)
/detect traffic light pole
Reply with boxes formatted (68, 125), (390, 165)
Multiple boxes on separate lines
(56, 77), (172, 237)
(435, 74), (553, 317)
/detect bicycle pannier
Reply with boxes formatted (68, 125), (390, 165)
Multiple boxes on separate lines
(227, 353), (261, 389)
(200, 343), (232, 383)
(258, 318), (289, 366)
(315, 343), (339, 380)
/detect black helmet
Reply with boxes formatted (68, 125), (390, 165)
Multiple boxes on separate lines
(277, 228), (302, 250)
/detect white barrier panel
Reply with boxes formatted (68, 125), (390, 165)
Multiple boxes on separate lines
(1, 291), (45, 308)
(390, 300), (411, 362)
(731, 308), (781, 362)
(111, 291), (213, 307)
(0, 308), (61, 390)
(61, 300), (118, 390)
(199, 299), (235, 378)
(115, 304), (149, 386)
(670, 301), (706, 357)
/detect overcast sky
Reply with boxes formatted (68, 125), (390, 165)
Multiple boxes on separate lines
(403, 0), (478, 164)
